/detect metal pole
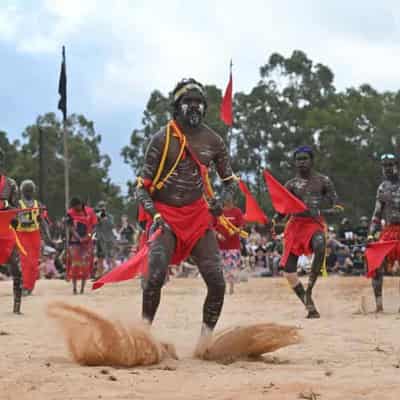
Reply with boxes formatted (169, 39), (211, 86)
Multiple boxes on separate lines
(63, 119), (70, 212)
(38, 125), (44, 202)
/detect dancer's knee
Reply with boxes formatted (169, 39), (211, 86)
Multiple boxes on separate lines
(285, 272), (300, 288)
(146, 244), (169, 289)
(312, 233), (325, 254)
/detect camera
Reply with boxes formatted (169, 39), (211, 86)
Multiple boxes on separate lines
(96, 209), (106, 219)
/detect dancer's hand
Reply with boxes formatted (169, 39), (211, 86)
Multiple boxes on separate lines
(209, 198), (223, 217)
(309, 208), (321, 218)
(149, 213), (167, 236)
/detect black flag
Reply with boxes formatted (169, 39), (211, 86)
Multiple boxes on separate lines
(58, 46), (67, 121)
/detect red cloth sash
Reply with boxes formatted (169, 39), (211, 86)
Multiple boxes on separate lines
(18, 230), (41, 290)
(366, 224), (400, 277)
(280, 216), (325, 267)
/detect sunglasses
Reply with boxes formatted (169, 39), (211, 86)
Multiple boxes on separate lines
(380, 153), (396, 161)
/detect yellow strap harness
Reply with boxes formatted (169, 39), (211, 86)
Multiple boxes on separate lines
(17, 199), (40, 232)
(141, 120), (248, 239)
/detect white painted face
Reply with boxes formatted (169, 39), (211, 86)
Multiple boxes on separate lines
(179, 90), (206, 128)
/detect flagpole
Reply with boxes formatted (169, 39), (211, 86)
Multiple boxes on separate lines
(63, 115), (69, 212)
(58, 45), (70, 268)
(58, 45), (69, 213)
(38, 125), (47, 205)
(228, 59), (233, 157)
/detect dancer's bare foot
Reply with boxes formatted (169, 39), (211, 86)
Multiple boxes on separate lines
(194, 324), (213, 359)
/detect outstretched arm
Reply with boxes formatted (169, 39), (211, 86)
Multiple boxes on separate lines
(39, 206), (53, 246)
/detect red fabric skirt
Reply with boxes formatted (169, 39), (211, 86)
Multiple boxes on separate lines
(66, 240), (94, 280)
(379, 225), (400, 260)
(153, 197), (212, 265)
(368, 225), (400, 276)
(280, 216), (325, 267)
(0, 231), (15, 265)
(17, 230), (41, 290)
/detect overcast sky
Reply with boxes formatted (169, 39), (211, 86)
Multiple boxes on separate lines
(1, 0), (400, 190)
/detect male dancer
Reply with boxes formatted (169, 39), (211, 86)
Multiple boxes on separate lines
(136, 78), (237, 342)
(367, 153), (400, 312)
(16, 179), (52, 295)
(277, 146), (343, 318)
(0, 147), (23, 313)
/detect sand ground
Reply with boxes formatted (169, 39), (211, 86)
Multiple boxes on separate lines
(1, 276), (400, 400)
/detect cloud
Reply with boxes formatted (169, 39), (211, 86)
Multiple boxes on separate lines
(2, 0), (400, 188)
(2, 0), (400, 110)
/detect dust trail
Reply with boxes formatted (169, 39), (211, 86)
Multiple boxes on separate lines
(47, 301), (177, 367)
(195, 323), (302, 362)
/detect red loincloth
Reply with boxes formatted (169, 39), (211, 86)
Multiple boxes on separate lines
(366, 224), (400, 278)
(92, 198), (212, 290)
(17, 230), (41, 291)
(280, 216), (325, 267)
(154, 197), (212, 265)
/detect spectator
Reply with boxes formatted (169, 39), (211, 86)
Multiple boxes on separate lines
(95, 201), (116, 277)
(354, 216), (369, 244)
(337, 218), (355, 246)
(335, 245), (353, 275)
(118, 214), (135, 261)
(351, 246), (365, 276)
(325, 246), (337, 273)
(40, 252), (60, 279)
(252, 243), (272, 277)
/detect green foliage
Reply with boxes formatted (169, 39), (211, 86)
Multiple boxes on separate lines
(122, 50), (400, 224)
(4, 113), (125, 220)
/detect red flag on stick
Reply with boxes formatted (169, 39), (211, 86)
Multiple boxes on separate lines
(263, 170), (308, 214)
(92, 229), (161, 290)
(365, 240), (398, 278)
(0, 209), (20, 235)
(220, 61), (233, 126)
(238, 180), (268, 224)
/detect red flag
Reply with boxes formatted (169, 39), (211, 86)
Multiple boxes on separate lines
(365, 240), (398, 278)
(263, 170), (308, 214)
(0, 209), (20, 235)
(220, 62), (233, 126)
(92, 229), (161, 290)
(0, 209), (30, 264)
(238, 180), (268, 224)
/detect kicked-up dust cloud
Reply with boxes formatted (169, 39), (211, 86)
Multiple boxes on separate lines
(47, 301), (177, 367)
